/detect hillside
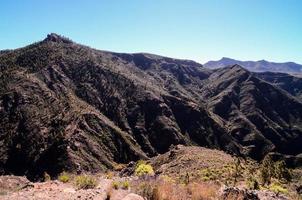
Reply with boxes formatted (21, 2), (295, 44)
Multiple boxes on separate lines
(1, 34), (302, 180)
(204, 57), (302, 73)
(255, 72), (302, 100)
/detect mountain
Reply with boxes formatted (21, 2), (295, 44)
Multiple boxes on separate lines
(1, 33), (302, 180)
(254, 72), (302, 100)
(200, 65), (302, 159)
(204, 57), (302, 73)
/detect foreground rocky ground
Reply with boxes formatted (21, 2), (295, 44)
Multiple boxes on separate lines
(0, 175), (144, 200)
(1, 146), (300, 200)
(0, 175), (291, 200)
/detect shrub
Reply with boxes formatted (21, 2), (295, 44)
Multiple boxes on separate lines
(136, 160), (147, 167)
(43, 172), (51, 182)
(112, 181), (119, 190)
(232, 158), (243, 186)
(137, 182), (156, 200)
(269, 182), (288, 195)
(199, 168), (218, 181)
(246, 176), (260, 190)
(259, 156), (292, 186)
(75, 175), (97, 189)
(121, 180), (130, 190)
(259, 155), (274, 185)
(274, 161), (291, 182)
(105, 171), (114, 179)
(135, 163), (154, 176)
(58, 171), (70, 183)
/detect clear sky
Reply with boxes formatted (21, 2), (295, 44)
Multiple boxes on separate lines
(0, 0), (301, 64)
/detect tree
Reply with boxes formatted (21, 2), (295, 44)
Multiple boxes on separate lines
(274, 160), (291, 182)
(259, 155), (274, 186)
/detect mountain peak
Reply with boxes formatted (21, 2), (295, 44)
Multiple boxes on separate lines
(43, 33), (73, 44)
(221, 57), (233, 61)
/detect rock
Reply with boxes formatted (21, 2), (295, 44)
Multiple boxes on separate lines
(220, 187), (290, 200)
(44, 33), (73, 44)
(256, 190), (289, 200)
(296, 184), (302, 194)
(63, 188), (76, 193)
(220, 187), (259, 200)
(0, 175), (33, 192)
(119, 161), (136, 176)
(122, 193), (144, 200)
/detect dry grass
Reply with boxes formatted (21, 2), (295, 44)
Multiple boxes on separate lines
(188, 182), (219, 200)
(132, 176), (220, 200)
(74, 175), (98, 189)
(152, 181), (187, 200)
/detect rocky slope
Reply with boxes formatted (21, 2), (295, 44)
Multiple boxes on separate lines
(204, 57), (302, 73)
(200, 65), (302, 159)
(1, 33), (302, 179)
(255, 72), (302, 100)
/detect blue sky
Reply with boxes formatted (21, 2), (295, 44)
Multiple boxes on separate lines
(0, 0), (301, 64)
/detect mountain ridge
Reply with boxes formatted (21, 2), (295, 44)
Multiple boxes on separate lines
(1, 34), (302, 180)
(204, 57), (302, 73)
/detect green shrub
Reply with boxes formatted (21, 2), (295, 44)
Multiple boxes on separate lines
(246, 176), (260, 190)
(121, 180), (130, 189)
(135, 163), (154, 176)
(269, 182), (288, 195)
(259, 156), (292, 186)
(112, 181), (119, 190)
(75, 175), (97, 189)
(136, 160), (147, 168)
(199, 168), (218, 181)
(58, 172), (70, 183)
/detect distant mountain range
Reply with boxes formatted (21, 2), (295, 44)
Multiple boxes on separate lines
(204, 57), (302, 74)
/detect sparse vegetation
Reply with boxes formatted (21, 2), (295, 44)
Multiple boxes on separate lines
(112, 180), (130, 190)
(134, 177), (219, 200)
(43, 172), (51, 182)
(121, 180), (130, 189)
(232, 157), (243, 186)
(259, 155), (275, 185)
(269, 182), (288, 195)
(246, 176), (260, 190)
(259, 155), (292, 186)
(274, 160), (292, 182)
(135, 163), (154, 177)
(188, 182), (219, 200)
(58, 171), (70, 183)
(105, 171), (114, 179)
(112, 181), (119, 190)
(75, 175), (98, 189)
(137, 182), (156, 200)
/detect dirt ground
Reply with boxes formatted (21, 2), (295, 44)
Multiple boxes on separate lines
(0, 175), (143, 200)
